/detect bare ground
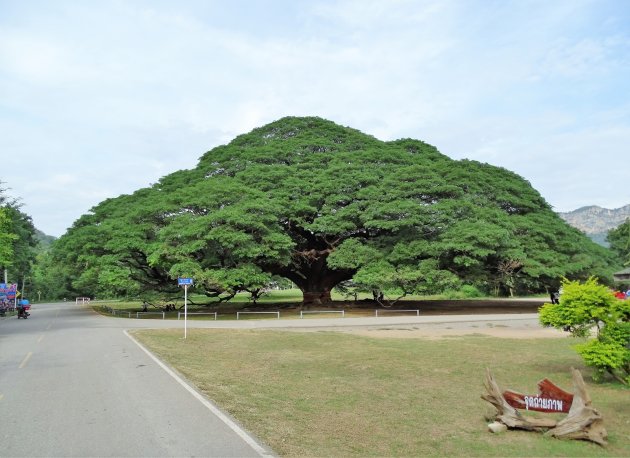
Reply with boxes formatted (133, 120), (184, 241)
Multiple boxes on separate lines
(345, 325), (567, 340)
(322, 298), (565, 339)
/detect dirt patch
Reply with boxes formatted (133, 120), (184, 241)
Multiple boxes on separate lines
(235, 298), (557, 340)
(345, 326), (567, 340)
(402, 299), (545, 315)
(343, 298), (559, 339)
(276, 315), (569, 340)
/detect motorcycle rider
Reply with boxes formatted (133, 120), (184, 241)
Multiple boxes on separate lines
(17, 303), (29, 319)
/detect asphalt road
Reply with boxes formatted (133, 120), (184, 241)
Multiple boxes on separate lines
(0, 302), (271, 457)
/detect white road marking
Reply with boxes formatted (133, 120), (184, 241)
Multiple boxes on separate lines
(19, 352), (33, 369)
(124, 330), (273, 457)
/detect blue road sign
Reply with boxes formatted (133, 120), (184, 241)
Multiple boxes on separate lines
(178, 277), (193, 286)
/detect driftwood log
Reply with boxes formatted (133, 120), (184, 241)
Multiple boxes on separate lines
(482, 368), (607, 446)
(481, 368), (556, 430)
(546, 368), (607, 446)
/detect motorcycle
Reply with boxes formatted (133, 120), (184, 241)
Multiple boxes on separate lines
(17, 306), (30, 319)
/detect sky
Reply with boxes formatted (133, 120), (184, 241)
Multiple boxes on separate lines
(1, 0), (629, 237)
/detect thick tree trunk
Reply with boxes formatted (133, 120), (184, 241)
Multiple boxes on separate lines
(266, 229), (357, 306)
(271, 252), (354, 307)
(301, 290), (332, 306)
(294, 271), (344, 307)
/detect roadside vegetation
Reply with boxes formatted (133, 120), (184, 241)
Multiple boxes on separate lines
(133, 329), (630, 457)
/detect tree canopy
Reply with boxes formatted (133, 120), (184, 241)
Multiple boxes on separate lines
(608, 219), (630, 266)
(51, 117), (619, 304)
(0, 207), (17, 269)
(0, 182), (38, 285)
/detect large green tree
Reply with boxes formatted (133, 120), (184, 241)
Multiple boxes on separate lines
(52, 117), (618, 304)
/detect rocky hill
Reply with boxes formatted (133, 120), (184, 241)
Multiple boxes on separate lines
(559, 205), (630, 246)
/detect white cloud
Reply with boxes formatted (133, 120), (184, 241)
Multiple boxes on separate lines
(0, 0), (629, 236)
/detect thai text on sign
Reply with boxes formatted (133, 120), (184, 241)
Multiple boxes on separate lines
(503, 378), (574, 413)
(523, 396), (565, 412)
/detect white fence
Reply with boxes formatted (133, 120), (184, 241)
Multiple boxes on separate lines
(99, 307), (431, 321)
(374, 309), (419, 317)
(75, 297), (91, 304)
(300, 310), (345, 318)
(136, 311), (165, 319)
(236, 311), (280, 320)
(178, 312), (218, 320)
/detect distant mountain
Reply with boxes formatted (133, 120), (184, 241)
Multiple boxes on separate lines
(559, 205), (630, 246)
(35, 229), (56, 250)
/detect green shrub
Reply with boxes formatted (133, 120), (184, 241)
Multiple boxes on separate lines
(574, 339), (630, 384)
(443, 285), (485, 299)
(539, 277), (630, 384)
(460, 284), (485, 298)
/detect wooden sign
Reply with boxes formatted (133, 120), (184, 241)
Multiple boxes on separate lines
(482, 368), (607, 446)
(502, 378), (574, 413)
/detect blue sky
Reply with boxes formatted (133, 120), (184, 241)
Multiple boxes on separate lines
(1, 0), (629, 237)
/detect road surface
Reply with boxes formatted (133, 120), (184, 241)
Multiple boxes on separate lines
(0, 302), (271, 457)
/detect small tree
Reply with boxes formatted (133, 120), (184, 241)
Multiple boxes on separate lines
(539, 278), (630, 384)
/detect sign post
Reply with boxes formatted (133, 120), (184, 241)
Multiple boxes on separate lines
(177, 277), (193, 339)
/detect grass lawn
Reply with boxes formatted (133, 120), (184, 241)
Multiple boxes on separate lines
(132, 329), (630, 457)
(94, 288), (547, 310)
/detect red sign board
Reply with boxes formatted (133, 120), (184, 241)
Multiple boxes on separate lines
(503, 378), (573, 413)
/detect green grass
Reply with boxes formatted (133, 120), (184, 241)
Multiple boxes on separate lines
(132, 329), (630, 457)
(93, 288), (547, 320)
(95, 288), (547, 309)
